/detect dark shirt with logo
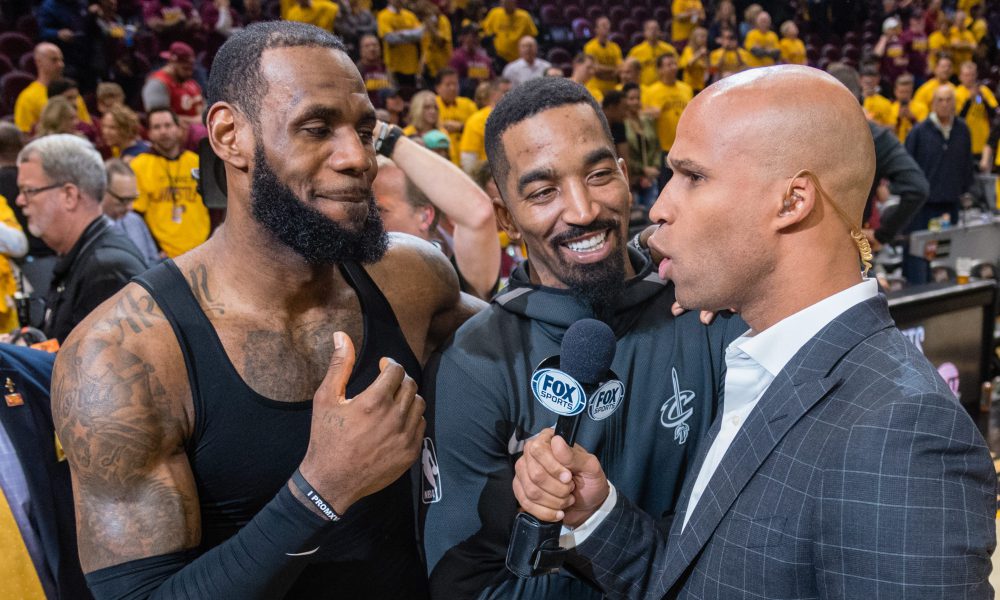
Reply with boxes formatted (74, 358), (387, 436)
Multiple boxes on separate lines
(421, 247), (744, 599)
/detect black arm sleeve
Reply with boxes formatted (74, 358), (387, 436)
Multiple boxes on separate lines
(870, 125), (930, 243)
(85, 484), (331, 600)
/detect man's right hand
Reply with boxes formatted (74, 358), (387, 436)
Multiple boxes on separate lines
(512, 428), (609, 527)
(298, 332), (425, 515)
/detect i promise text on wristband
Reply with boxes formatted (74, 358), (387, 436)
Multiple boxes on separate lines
(290, 469), (342, 522)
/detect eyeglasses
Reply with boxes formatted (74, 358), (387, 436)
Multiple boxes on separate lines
(106, 190), (139, 205)
(18, 183), (64, 200)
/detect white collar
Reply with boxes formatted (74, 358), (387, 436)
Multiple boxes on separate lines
(734, 279), (879, 377)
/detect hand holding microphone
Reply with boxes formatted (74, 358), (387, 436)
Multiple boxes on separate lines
(506, 318), (617, 577)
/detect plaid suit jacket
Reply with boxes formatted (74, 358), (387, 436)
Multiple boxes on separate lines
(570, 295), (996, 599)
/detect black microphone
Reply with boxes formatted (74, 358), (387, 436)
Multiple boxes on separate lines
(507, 318), (617, 578)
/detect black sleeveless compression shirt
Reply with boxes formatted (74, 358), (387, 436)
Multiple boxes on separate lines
(133, 260), (428, 599)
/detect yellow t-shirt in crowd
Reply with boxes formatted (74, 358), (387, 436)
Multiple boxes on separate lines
(678, 45), (708, 91)
(913, 78), (945, 109)
(743, 29), (780, 67)
(955, 84), (999, 154)
(709, 47), (752, 76)
(377, 7), (422, 76)
(481, 8), (538, 63)
(863, 94), (894, 128)
(670, 0), (703, 43)
(779, 37), (806, 65)
(131, 151), (209, 258)
(890, 99), (928, 142)
(0, 196), (22, 333)
(459, 106), (491, 162)
(626, 41), (678, 87)
(422, 15), (453, 78)
(286, 0), (339, 31)
(948, 29), (976, 72)
(927, 30), (949, 72)
(13, 81), (92, 134)
(642, 80), (693, 151)
(437, 95), (478, 165)
(584, 81), (604, 103)
(583, 38), (623, 94)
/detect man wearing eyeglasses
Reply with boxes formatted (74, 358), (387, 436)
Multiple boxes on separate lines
(15, 135), (149, 343)
(101, 159), (161, 265)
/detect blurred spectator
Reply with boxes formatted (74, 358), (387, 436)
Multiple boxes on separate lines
(381, 87), (407, 125)
(95, 82), (126, 115)
(502, 36), (550, 87)
(142, 0), (202, 48)
(570, 53), (602, 102)
(0, 194), (27, 333)
(778, 20), (805, 65)
(336, 0), (378, 50)
(201, 0), (241, 59)
(37, 0), (88, 88)
(14, 43), (92, 136)
(641, 53), (691, 187)
(102, 158), (161, 264)
(47, 78), (99, 141)
(377, 0), (423, 88)
(450, 24), (494, 97)
(422, 129), (451, 159)
(914, 55), (953, 107)
(874, 17), (909, 86)
(739, 3), (762, 42)
(891, 73), (928, 142)
(373, 125), (499, 299)
(905, 84), (973, 233)
(142, 42), (206, 142)
(948, 11), (976, 73)
(419, 1), (452, 80)
(744, 10), (779, 67)
(435, 68), (478, 164)
(100, 104), (151, 160)
(622, 81), (661, 207)
(627, 20), (678, 86)
(618, 57), (641, 87)
(129, 108), (208, 258)
(543, 65), (564, 77)
(460, 78), (510, 174)
(14, 134), (147, 342)
(954, 61), (998, 160)
(679, 26), (709, 92)
(926, 14), (951, 74)
(480, 0), (537, 65)
(601, 89), (628, 160)
(0, 124), (56, 296)
(357, 33), (391, 108)
(902, 12), (928, 79)
(584, 17), (622, 95)
(286, 0), (339, 31)
(83, 0), (129, 91)
(36, 97), (79, 138)
(707, 0), (737, 50)
(670, 0), (704, 45)
(861, 65), (893, 127)
(709, 26), (751, 82)
(403, 90), (445, 138)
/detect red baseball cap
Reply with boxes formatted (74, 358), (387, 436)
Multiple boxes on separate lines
(160, 42), (195, 63)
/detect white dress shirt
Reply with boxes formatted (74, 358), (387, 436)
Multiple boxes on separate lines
(562, 279), (879, 546)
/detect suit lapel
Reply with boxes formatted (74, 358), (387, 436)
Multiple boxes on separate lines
(658, 296), (897, 589)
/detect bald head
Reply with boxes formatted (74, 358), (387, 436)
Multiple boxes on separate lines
(33, 43), (64, 81)
(691, 65), (874, 221)
(932, 83), (956, 122)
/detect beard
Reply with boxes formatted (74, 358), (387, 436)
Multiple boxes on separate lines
(249, 144), (388, 266)
(548, 219), (628, 319)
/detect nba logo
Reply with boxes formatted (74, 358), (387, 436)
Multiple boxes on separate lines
(421, 438), (442, 504)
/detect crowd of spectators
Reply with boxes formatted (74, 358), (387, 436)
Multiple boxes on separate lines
(0, 0), (994, 335)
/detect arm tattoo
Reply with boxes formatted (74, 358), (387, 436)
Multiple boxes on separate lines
(94, 288), (163, 344)
(53, 324), (199, 570)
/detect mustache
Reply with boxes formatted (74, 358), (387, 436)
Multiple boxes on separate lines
(549, 219), (620, 248)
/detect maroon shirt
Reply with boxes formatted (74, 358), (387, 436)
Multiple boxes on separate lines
(358, 60), (391, 108)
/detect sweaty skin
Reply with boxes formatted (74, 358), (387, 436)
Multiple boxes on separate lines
(52, 44), (484, 575)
